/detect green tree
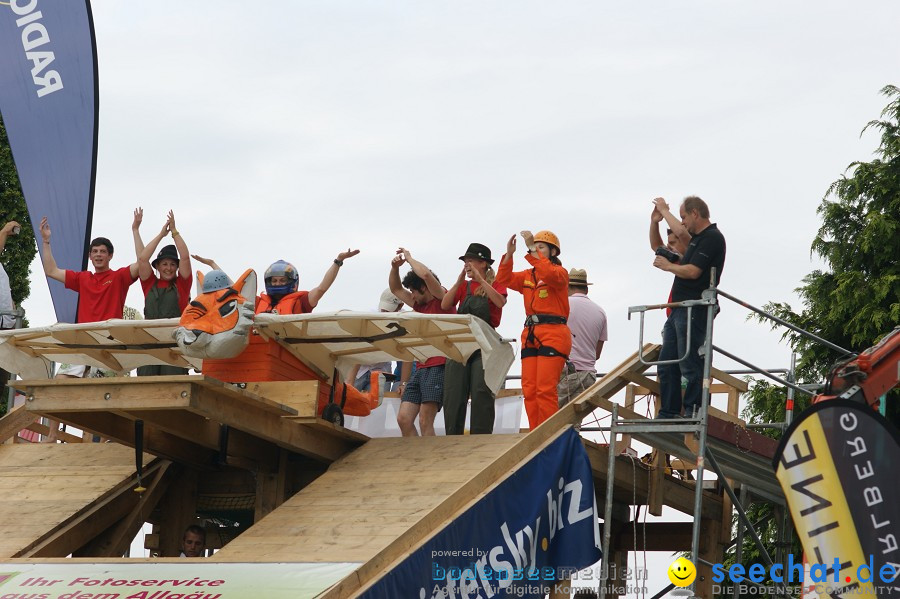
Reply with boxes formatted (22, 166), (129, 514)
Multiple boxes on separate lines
(750, 84), (900, 425)
(722, 85), (900, 597)
(0, 116), (37, 308)
(0, 114), (38, 417)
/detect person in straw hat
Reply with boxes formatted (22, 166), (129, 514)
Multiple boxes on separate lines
(557, 268), (607, 407)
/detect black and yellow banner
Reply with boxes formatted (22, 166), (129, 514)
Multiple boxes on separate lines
(774, 399), (900, 598)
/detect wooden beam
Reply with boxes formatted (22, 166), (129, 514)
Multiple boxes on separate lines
(614, 522), (694, 552)
(24, 420), (83, 444)
(0, 405), (37, 443)
(17, 460), (165, 557)
(110, 408), (280, 468)
(76, 461), (176, 557)
(583, 442), (722, 521)
(255, 449), (288, 522)
(242, 381), (319, 417)
(20, 379), (194, 412)
(45, 411), (219, 468)
(647, 450), (664, 517)
(620, 385), (637, 450)
(156, 467), (198, 558)
(630, 383), (739, 395)
(620, 371), (660, 395)
(711, 367), (749, 392)
(192, 387), (359, 463)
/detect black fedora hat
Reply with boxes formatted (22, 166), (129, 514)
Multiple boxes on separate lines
(458, 242), (494, 265)
(151, 244), (179, 269)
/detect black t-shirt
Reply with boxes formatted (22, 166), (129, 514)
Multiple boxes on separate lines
(671, 223), (726, 302)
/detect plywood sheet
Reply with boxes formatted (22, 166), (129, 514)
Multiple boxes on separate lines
(214, 434), (523, 563)
(0, 443), (147, 558)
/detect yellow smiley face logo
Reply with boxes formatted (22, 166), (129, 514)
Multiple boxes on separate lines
(667, 557), (696, 587)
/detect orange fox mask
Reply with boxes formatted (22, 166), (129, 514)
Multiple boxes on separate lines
(174, 269), (257, 359)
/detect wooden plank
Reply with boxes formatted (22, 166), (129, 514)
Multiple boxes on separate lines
(711, 367), (749, 392)
(24, 421), (84, 444)
(243, 381), (319, 417)
(156, 467), (198, 558)
(707, 416), (778, 459)
(620, 371), (660, 395)
(46, 411), (219, 468)
(110, 409), (280, 467)
(20, 380), (193, 412)
(614, 522), (693, 552)
(16, 459), (164, 557)
(0, 405), (38, 443)
(648, 450), (665, 517)
(620, 385), (636, 450)
(584, 442), (721, 521)
(191, 387), (359, 463)
(631, 383), (739, 395)
(708, 405), (745, 427)
(76, 461), (175, 557)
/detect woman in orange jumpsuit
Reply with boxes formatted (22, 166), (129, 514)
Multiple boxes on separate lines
(495, 230), (571, 429)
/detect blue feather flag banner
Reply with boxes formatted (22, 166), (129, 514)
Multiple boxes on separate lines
(0, 0), (98, 323)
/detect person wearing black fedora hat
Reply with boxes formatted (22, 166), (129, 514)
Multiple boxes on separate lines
(136, 210), (194, 375)
(440, 242), (508, 434)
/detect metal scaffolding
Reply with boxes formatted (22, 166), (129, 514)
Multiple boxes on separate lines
(593, 270), (855, 599)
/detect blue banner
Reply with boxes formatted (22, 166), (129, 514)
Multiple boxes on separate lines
(0, 0), (98, 323)
(362, 428), (602, 599)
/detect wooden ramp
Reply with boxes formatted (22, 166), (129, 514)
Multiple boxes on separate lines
(214, 434), (525, 563)
(0, 443), (155, 558)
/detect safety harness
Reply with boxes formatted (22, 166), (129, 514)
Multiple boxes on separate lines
(521, 268), (568, 360)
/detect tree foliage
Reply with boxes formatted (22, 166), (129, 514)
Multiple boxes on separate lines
(749, 84), (900, 424)
(0, 115), (37, 310)
(722, 86), (900, 597)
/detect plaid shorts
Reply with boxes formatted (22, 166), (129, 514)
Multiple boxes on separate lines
(401, 365), (444, 406)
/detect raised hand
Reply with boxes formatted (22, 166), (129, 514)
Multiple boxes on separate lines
(520, 230), (535, 249)
(337, 248), (360, 262)
(191, 254), (221, 270)
(505, 234), (516, 256)
(132, 207), (143, 230)
(40, 217), (51, 242)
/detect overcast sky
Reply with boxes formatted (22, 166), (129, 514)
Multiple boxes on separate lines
(22, 1), (899, 381)
(15, 0), (900, 586)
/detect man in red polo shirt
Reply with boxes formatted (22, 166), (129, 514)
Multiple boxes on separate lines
(40, 216), (139, 324)
(39, 216), (140, 441)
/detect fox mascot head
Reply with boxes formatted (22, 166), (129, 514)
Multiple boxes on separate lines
(174, 269), (256, 359)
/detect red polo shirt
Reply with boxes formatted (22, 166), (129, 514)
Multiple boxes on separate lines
(65, 267), (137, 323)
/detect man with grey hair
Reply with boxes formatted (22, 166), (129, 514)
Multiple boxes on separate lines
(557, 268), (607, 407)
(652, 196), (726, 419)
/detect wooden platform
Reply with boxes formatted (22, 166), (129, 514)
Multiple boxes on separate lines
(14, 376), (365, 469)
(0, 443), (151, 558)
(214, 434), (524, 563)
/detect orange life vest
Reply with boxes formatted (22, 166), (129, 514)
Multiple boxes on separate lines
(255, 291), (311, 315)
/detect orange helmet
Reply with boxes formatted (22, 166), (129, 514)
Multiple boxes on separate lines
(533, 230), (561, 255)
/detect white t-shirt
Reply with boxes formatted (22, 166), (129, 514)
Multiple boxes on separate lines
(0, 263), (16, 329)
(567, 293), (608, 373)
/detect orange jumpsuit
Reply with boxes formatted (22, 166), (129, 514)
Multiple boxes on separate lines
(496, 253), (571, 429)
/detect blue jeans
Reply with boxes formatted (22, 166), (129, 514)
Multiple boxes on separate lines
(658, 307), (708, 418)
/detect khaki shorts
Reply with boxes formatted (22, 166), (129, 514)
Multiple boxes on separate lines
(557, 367), (596, 408)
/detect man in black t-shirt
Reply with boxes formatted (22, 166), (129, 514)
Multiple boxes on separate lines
(652, 196), (726, 418)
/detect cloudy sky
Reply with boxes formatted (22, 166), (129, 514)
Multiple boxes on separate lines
(14, 0), (900, 585)
(23, 1), (899, 380)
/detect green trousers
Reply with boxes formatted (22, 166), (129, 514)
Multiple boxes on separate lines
(443, 351), (495, 435)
